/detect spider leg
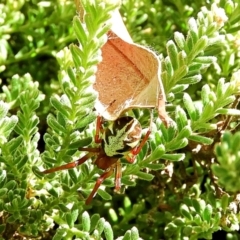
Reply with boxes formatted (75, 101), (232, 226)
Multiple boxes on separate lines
(126, 113), (153, 163)
(85, 167), (114, 205)
(95, 115), (103, 143)
(158, 92), (171, 127)
(114, 161), (122, 192)
(42, 152), (95, 174)
(131, 129), (151, 156)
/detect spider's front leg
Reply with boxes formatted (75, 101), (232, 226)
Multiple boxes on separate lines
(85, 166), (115, 205)
(126, 112), (153, 163)
(114, 160), (122, 192)
(42, 116), (104, 174)
(41, 152), (96, 174)
(95, 115), (104, 143)
(126, 128), (151, 163)
(85, 160), (122, 204)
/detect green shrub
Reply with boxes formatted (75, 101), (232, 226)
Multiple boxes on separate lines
(1, 0), (240, 239)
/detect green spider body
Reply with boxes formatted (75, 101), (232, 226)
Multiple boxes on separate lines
(102, 116), (142, 157)
(93, 116), (142, 171)
(42, 116), (149, 204)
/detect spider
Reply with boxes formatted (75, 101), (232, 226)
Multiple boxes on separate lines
(42, 115), (151, 204)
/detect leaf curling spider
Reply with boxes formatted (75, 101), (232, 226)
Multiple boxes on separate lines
(42, 115), (151, 204)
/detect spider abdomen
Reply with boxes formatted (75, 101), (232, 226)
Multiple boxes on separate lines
(102, 116), (142, 157)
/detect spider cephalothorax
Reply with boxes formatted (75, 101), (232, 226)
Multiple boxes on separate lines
(42, 116), (150, 204)
(102, 116), (142, 157)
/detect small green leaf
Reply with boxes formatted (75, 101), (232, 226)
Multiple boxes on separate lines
(175, 107), (188, 130)
(12, 198), (20, 210)
(192, 199), (201, 214)
(109, 208), (118, 222)
(4, 180), (17, 191)
(65, 212), (74, 228)
(164, 57), (174, 77)
(195, 56), (216, 64)
(188, 36), (208, 61)
(92, 229), (100, 239)
(180, 204), (193, 220)
(69, 137), (92, 149)
(216, 108), (240, 116)
(220, 194), (229, 213)
(199, 101), (214, 121)
(96, 218), (105, 234)
(165, 222), (178, 235)
(194, 214), (202, 225)
(171, 84), (189, 94)
(162, 153), (185, 161)
(134, 171), (154, 181)
(165, 124), (177, 141)
(178, 51), (187, 67)
(173, 218), (185, 226)
(198, 199), (206, 214)
(71, 209), (79, 223)
(1, 115), (18, 136)
(167, 41), (179, 70)
(47, 186), (59, 198)
(79, 92), (97, 107)
(131, 226), (140, 240)
(50, 96), (70, 118)
(178, 74), (201, 84)
(183, 93), (197, 121)
(68, 169), (78, 184)
(47, 114), (67, 134)
(52, 229), (66, 240)
(90, 214), (100, 231)
(67, 68), (77, 86)
(73, 16), (87, 46)
(82, 211), (91, 232)
(177, 126), (192, 139)
(70, 45), (83, 68)
(7, 216), (15, 224)
(0, 171), (6, 187)
(149, 145), (165, 162)
(62, 179), (72, 189)
(97, 188), (112, 201)
(188, 134), (213, 144)
(207, 192), (216, 209)
(167, 138), (188, 151)
(173, 65), (188, 80)
(174, 32), (185, 49)
(76, 112), (96, 129)
(203, 204), (212, 223)
(121, 177), (136, 186)
(0, 188), (7, 197)
(0, 101), (9, 118)
(35, 209), (43, 221)
(144, 163), (164, 170)
(122, 230), (131, 240)
(58, 204), (69, 212)
(182, 226), (193, 235)
(201, 84), (211, 105)
(17, 155), (28, 170)
(104, 222), (113, 240)
(7, 137), (23, 153)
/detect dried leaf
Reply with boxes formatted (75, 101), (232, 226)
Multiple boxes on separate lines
(94, 10), (170, 126)
(74, 2), (171, 126)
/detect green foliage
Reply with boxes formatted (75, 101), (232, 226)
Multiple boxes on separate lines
(1, 0), (240, 239)
(212, 131), (240, 192)
(165, 199), (221, 239)
(0, 0), (75, 81)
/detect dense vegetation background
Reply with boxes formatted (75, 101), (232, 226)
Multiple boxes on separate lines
(1, 0), (240, 239)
